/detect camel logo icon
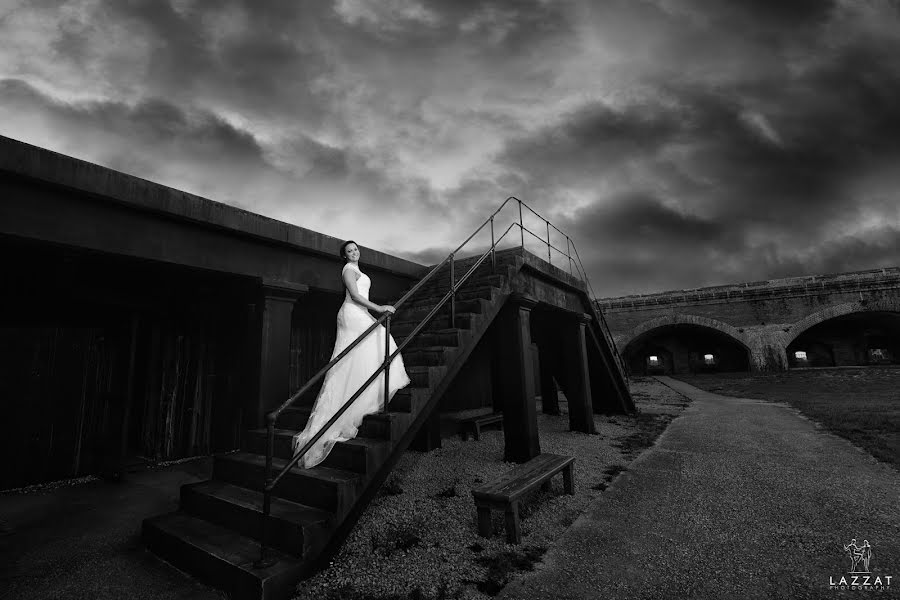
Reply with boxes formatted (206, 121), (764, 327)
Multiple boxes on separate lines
(843, 539), (873, 573)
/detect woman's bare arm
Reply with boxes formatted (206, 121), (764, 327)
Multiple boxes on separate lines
(343, 268), (395, 314)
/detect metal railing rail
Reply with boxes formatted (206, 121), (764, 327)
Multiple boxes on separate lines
(568, 240), (627, 375)
(254, 195), (625, 566)
(513, 200), (626, 376)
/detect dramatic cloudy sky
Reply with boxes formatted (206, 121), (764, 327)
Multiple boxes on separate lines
(2, 0), (899, 296)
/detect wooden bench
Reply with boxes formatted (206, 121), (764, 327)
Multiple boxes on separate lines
(472, 453), (575, 544)
(458, 412), (504, 441)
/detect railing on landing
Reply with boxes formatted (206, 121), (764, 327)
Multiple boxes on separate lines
(254, 196), (625, 567)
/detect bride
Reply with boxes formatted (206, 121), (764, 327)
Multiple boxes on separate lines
(291, 240), (411, 468)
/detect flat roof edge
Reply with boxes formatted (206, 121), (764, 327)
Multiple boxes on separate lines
(0, 135), (426, 277)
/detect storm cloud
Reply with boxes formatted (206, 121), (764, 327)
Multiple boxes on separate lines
(1, 0), (899, 295)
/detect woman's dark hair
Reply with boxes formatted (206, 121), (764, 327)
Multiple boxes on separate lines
(339, 240), (357, 262)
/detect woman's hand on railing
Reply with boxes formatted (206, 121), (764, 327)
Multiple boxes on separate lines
(379, 305), (397, 314)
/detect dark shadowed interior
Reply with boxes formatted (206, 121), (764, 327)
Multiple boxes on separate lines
(623, 324), (750, 375)
(787, 311), (900, 368)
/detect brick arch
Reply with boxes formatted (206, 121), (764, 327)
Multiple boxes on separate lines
(618, 314), (749, 351)
(783, 299), (900, 346)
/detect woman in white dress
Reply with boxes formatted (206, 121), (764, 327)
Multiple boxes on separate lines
(291, 240), (411, 468)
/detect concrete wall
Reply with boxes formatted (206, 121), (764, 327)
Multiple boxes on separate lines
(0, 135), (426, 300)
(0, 135), (430, 486)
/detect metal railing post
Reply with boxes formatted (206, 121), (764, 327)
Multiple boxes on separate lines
(450, 254), (456, 329)
(255, 414), (277, 568)
(546, 221), (551, 265)
(383, 314), (391, 411)
(566, 236), (573, 275)
(490, 217), (496, 273)
(518, 200), (524, 255)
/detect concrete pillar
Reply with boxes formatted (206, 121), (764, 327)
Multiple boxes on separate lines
(744, 326), (790, 371)
(563, 313), (596, 434)
(496, 294), (541, 463)
(253, 278), (308, 428)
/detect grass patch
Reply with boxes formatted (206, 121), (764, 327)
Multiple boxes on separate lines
(379, 473), (404, 496)
(370, 523), (421, 556)
(593, 464), (628, 491)
(473, 546), (547, 596)
(676, 367), (900, 470)
(613, 412), (676, 459)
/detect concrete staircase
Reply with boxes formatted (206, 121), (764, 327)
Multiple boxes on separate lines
(142, 253), (520, 600)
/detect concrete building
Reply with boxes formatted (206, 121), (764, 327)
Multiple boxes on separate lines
(1, 135), (630, 598)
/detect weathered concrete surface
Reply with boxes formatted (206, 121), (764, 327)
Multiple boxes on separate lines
(0, 458), (225, 600)
(0, 134), (425, 296)
(500, 377), (900, 599)
(599, 270), (900, 371)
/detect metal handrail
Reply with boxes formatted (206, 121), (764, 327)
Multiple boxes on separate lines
(255, 195), (625, 566)
(264, 221), (519, 491)
(255, 199), (525, 566)
(511, 198), (626, 378)
(568, 239), (627, 376)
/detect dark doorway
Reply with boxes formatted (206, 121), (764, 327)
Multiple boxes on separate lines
(787, 311), (900, 368)
(624, 324), (750, 375)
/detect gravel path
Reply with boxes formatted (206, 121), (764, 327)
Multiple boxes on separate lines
(292, 378), (689, 600)
(497, 376), (900, 600)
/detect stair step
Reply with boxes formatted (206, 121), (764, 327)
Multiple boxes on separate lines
(394, 298), (486, 321)
(403, 346), (453, 367)
(244, 429), (391, 474)
(213, 452), (362, 514)
(410, 274), (507, 296)
(142, 511), (307, 600)
(422, 259), (516, 286)
(180, 480), (332, 558)
(399, 329), (461, 348)
(389, 385), (431, 413)
(392, 312), (478, 337)
(402, 365), (445, 394)
(278, 407), (410, 441)
(358, 410), (411, 440)
(402, 286), (498, 309)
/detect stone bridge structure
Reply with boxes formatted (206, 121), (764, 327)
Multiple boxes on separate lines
(598, 271), (900, 374)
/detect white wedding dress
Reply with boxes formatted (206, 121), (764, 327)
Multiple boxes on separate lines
(291, 262), (411, 468)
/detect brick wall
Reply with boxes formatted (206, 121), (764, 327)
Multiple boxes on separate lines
(598, 268), (900, 372)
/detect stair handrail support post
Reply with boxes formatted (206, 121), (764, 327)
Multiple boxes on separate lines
(383, 314), (391, 411)
(569, 238), (627, 378)
(490, 216), (496, 273)
(518, 199), (525, 255)
(255, 412), (277, 569)
(546, 220), (551, 265)
(450, 253), (456, 329)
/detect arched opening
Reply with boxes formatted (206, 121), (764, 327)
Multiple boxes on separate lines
(787, 311), (900, 368)
(624, 324), (750, 375)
